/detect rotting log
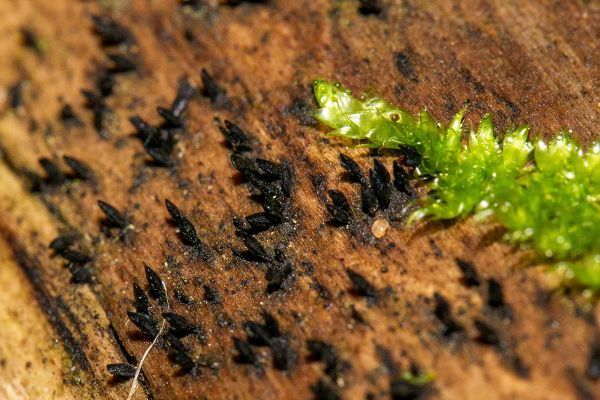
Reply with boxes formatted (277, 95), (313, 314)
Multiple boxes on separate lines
(1, 0), (600, 399)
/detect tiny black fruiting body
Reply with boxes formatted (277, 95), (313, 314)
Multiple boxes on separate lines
(98, 200), (128, 229)
(346, 268), (378, 302)
(473, 319), (499, 345)
(127, 310), (159, 337)
(106, 363), (136, 379)
(144, 264), (167, 306)
(371, 159), (392, 210)
(326, 190), (352, 226)
(455, 258), (480, 287)
(132, 282), (149, 314)
(233, 337), (257, 364)
(433, 292), (463, 336)
(92, 15), (133, 47)
(487, 278), (505, 308)
(63, 156), (96, 183)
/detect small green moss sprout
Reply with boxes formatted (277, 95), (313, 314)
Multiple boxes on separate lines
(313, 80), (600, 291)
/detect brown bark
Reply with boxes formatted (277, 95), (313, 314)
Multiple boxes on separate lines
(1, 0), (600, 399)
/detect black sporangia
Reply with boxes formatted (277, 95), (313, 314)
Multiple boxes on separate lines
(310, 379), (341, 400)
(132, 282), (149, 314)
(487, 278), (505, 308)
(345, 268), (378, 302)
(144, 264), (167, 306)
(370, 159), (392, 210)
(129, 115), (156, 143)
(245, 212), (278, 234)
(433, 292), (463, 336)
(91, 15), (133, 47)
(203, 285), (221, 304)
(145, 146), (174, 167)
(164, 334), (195, 373)
(230, 154), (257, 175)
(233, 337), (257, 364)
(455, 258), (480, 287)
(156, 107), (183, 128)
(326, 190), (352, 226)
(8, 81), (23, 109)
(165, 199), (202, 247)
(81, 89), (111, 138)
(358, 0), (383, 16)
(170, 78), (195, 118)
(39, 158), (65, 184)
(586, 339), (600, 380)
(261, 311), (281, 338)
(20, 28), (43, 54)
(59, 249), (92, 265)
(163, 312), (196, 338)
(256, 158), (283, 179)
(393, 160), (414, 196)
(97, 200), (128, 229)
(63, 156), (96, 183)
(244, 321), (272, 346)
(95, 70), (116, 97)
(49, 232), (80, 254)
(59, 105), (83, 126)
(106, 363), (136, 379)
(127, 310), (159, 337)
(200, 68), (229, 107)
(238, 231), (270, 262)
(280, 160), (293, 197)
(306, 340), (346, 381)
(107, 53), (137, 73)
(67, 263), (94, 284)
(219, 120), (252, 153)
(473, 318), (499, 345)
(271, 336), (297, 371)
(360, 181), (378, 216)
(340, 154), (365, 183)
(265, 249), (294, 293)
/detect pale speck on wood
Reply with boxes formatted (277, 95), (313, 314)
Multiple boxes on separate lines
(371, 219), (389, 238)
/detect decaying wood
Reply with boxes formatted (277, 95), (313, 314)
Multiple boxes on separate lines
(1, 0), (600, 399)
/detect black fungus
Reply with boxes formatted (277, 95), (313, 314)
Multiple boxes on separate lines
(586, 340), (600, 380)
(271, 337), (296, 371)
(127, 311), (159, 337)
(244, 321), (272, 346)
(326, 190), (352, 226)
(171, 78), (195, 117)
(245, 212), (278, 233)
(310, 379), (340, 400)
(455, 258), (480, 287)
(238, 231), (270, 262)
(358, 0), (383, 16)
(371, 159), (391, 210)
(360, 182), (378, 216)
(92, 15), (132, 47)
(8, 81), (23, 109)
(393, 161), (413, 196)
(165, 334), (195, 373)
(165, 199), (202, 247)
(132, 282), (149, 314)
(487, 278), (504, 308)
(156, 107), (183, 128)
(144, 264), (167, 306)
(394, 51), (419, 83)
(107, 53), (137, 73)
(106, 363), (136, 379)
(203, 285), (221, 304)
(49, 232), (80, 254)
(39, 158), (65, 184)
(67, 263), (94, 284)
(59, 105), (83, 126)
(59, 249), (92, 265)
(233, 337), (257, 364)
(346, 268), (378, 302)
(256, 158), (283, 179)
(280, 160), (293, 197)
(95, 70), (116, 97)
(220, 120), (252, 153)
(474, 319), (499, 345)
(145, 146), (174, 167)
(265, 250), (294, 293)
(200, 68), (229, 107)
(20, 28), (42, 54)
(340, 154), (364, 183)
(306, 340), (345, 380)
(63, 156), (95, 182)
(433, 292), (463, 336)
(97, 200), (128, 229)
(262, 311), (281, 338)
(163, 312), (196, 338)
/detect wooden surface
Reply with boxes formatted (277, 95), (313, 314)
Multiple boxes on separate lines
(1, 0), (600, 399)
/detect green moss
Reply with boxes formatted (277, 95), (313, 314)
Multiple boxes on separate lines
(313, 80), (600, 291)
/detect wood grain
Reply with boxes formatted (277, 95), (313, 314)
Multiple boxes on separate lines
(0, 0), (599, 399)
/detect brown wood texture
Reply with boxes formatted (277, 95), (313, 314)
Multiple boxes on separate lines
(1, 0), (600, 399)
